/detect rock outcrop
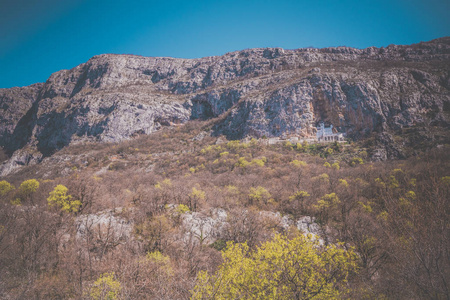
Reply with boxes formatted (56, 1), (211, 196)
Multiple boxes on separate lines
(1, 37), (449, 174)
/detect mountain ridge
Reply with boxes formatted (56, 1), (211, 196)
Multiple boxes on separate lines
(1, 37), (449, 175)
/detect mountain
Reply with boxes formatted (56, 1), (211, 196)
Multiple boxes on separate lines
(1, 37), (449, 175)
(1, 38), (450, 300)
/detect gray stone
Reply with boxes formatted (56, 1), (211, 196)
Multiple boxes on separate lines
(75, 208), (133, 243)
(181, 208), (228, 245)
(1, 37), (449, 174)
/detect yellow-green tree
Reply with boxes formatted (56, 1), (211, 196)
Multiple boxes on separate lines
(332, 162), (340, 170)
(315, 192), (340, 223)
(47, 184), (81, 213)
(15, 179), (40, 204)
(192, 233), (358, 299)
(89, 272), (121, 300)
(289, 190), (310, 215)
(19, 179), (39, 194)
(189, 186), (206, 211)
(350, 157), (363, 166)
(248, 186), (273, 207)
(0, 180), (14, 198)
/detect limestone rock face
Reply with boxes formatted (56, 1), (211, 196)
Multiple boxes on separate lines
(0, 83), (43, 152)
(1, 37), (449, 174)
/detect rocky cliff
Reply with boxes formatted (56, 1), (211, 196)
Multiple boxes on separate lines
(1, 37), (449, 174)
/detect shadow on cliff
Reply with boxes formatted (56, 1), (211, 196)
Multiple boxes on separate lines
(35, 106), (108, 157)
(6, 99), (40, 156)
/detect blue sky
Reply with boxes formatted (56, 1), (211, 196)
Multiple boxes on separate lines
(0, 0), (449, 88)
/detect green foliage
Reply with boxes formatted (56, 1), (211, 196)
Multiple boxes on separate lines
(289, 190), (310, 201)
(135, 215), (171, 252)
(392, 168), (404, 174)
(332, 162), (340, 170)
(289, 191), (310, 214)
(89, 272), (121, 300)
(176, 204), (190, 214)
(308, 143), (318, 153)
(18, 179), (39, 196)
(200, 144), (223, 154)
(350, 157), (364, 166)
(405, 190), (416, 200)
(14, 179), (40, 204)
(188, 186), (206, 211)
(377, 211), (388, 222)
(248, 186), (273, 206)
(316, 193), (340, 209)
(190, 187), (205, 201)
(284, 141), (293, 148)
(236, 157), (250, 168)
(236, 156), (266, 168)
(192, 234), (358, 299)
(314, 173), (330, 184)
(323, 162), (331, 168)
(0, 180), (14, 197)
(359, 201), (373, 213)
(155, 179), (172, 189)
(47, 185), (81, 213)
(339, 179), (349, 188)
(325, 147), (334, 156)
(441, 176), (450, 185)
(144, 250), (173, 277)
(142, 250), (173, 277)
(146, 250), (170, 265)
(189, 164), (205, 174)
(315, 193), (340, 223)
(250, 157), (266, 167)
(331, 141), (343, 153)
(290, 159), (307, 167)
(210, 239), (227, 251)
(375, 177), (386, 188)
(225, 185), (239, 195)
(388, 175), (400, 189)
(10, 198), (21, 206)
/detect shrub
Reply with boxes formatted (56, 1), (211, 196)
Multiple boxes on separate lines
(332, 162), (340, 170)
(248, 186), (273, 206)
(176, 204), (190, 214)
(235, 157), (250, 168)
(89, 272), (121, 300)
(16, 179), (40, 204)
(47, 185), (81, 213)
(0, 180), (14, 197)
(290, 160), (307, 167)
(284, 141), (293, 148)
(188, 187), (206, 211)
(154, 179), (172, 189)
(350, 157), (364, 166)
(288, 190), (310, 215)
(192, 233), (358, 299)
(339, 179), (349, 188)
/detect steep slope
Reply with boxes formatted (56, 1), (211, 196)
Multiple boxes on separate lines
(1, 37), (449, 175)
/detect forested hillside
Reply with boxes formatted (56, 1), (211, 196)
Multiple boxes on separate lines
(0, 121), (448, 299)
